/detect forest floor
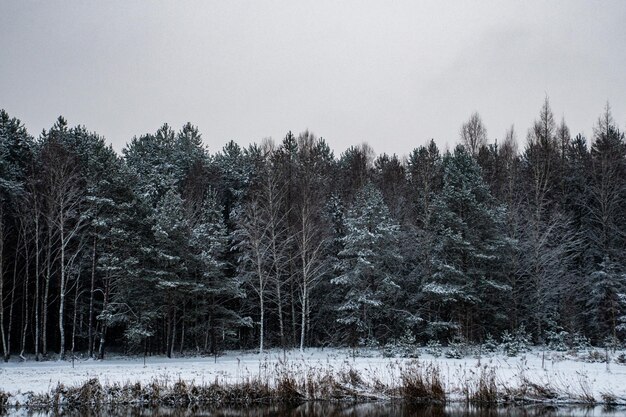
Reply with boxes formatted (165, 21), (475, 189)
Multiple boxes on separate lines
(1, 348), (626, 406)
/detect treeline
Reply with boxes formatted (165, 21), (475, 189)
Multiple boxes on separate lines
(0, 98), (625, 361)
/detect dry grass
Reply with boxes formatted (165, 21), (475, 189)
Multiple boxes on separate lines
(12, 358), (450, 411)
(0, 390), (8, 412)
(398, 361), (445, 404)
(5, 355), (623, 412)
(600, 391), (618, 406)
(464, 367), (498, 405)
(502, 377), (559, 403)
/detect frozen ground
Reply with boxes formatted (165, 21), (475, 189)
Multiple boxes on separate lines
(1, 348), (626, 405)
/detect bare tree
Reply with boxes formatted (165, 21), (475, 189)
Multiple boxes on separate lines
(40, 138), (87, 360)
(295, 132), (332, 351)
(295, 195), (326, 352)
(588, 103), (625, 260)
(261, 155), (292, 349)
(235, 198), (271, 353)
(15, 201), (33, 360)
(460, 112), (488, 156)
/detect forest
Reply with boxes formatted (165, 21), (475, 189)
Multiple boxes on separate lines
(0, 98), (625, 362)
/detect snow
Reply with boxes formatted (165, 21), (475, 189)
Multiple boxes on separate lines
(1, 348), (626, 405)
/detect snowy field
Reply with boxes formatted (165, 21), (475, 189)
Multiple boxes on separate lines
(1, 348), (626, 405)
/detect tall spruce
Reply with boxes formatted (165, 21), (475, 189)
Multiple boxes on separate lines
(422, 145), (511, 342)
(332, 183), (401, 346)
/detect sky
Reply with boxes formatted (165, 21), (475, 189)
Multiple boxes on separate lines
(1, 1), (625, 157)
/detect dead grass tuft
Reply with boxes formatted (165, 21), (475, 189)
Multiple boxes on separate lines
(399, 361), (445, 404)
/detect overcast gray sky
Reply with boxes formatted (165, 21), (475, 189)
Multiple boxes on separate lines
(1, 1), (625, 156)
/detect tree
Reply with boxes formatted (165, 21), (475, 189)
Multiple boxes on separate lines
(150, 188), (190, 358)
(587, 103), (625, 264)
(407, 140), (442, 230)
(460, 112), (488, 157)
(233, 198), (271, 353)
(189, 190), (244, 353)
(338, 143), (374, 200)
(123, 124), (180, 207)
(37, 118), (89, 360)
(515, 98), (579, 341)
(586, 257), (626, 343)
(294, 132), (333, 351)
(0, 110), (33, 361)
(332, 183), (401, 346)
(373, 153), (406, 221)
(422, 145), (511, 342)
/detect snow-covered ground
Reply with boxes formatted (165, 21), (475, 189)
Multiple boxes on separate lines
(1, 348), (626, 405)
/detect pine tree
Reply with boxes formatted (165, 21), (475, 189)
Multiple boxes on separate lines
(332, 183), (401, 346)
(0, 110), (33, 361)
(123, 124), (179, 207)
(422, 145), (511, 342)
(149, 188), (190, 357)
(190, 190), (243, 353)
(586, 257), (626, 343)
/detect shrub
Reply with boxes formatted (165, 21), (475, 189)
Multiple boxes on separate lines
(445, 336), (468, 359)
(500, 327), (531, 356)
(571, 332), (591, 351)
(482, 334), (498, 353)
(383, 329), (419, 358)
(547, 330), (568, 352)
(425, 340), (442, 357)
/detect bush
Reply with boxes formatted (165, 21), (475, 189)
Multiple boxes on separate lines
(483, 334), (498, 353)
(581, 349), (605, 363)
(571, 332), (591, 351)
(603, 336), (621, 352)
(425, 340), (442, 357)
(547, 330), (569, 352)
(500, 327), (531, 357)
(445, 337), (468, 359)
(383, 329), (419, 358)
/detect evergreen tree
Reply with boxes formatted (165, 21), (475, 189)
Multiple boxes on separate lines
(0, 110), (33, 361)
(586, 257), (626, 343)
(150, 188), (190, 357)
(189, 190), (244, 353)
(422, 145), (511, 342)
(332, 183), (401, 346)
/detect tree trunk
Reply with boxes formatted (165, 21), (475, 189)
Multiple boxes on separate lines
(88, 235), (96, 358)
(275, 278), (285, 348)
(42, 227), (52, 358)
(34, 216), (41, 361)
(209, 314), (217, 355)
(58, 225), (67, 360)
(0, 213), (8, 362)
(71, 277), (80, 357)
(179, 304), (185, 355)
(259, 292), (264, 353)
(300, 284), (307, 352)
(97, 278), (109, 360)
(204, 317), (210, 352)
(7, 239), (20, 360)
(255, 257), (265, 354)
(20, 237), (30, 360)
(169, 308), (177, 358)
(290, 277), (297, 346)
